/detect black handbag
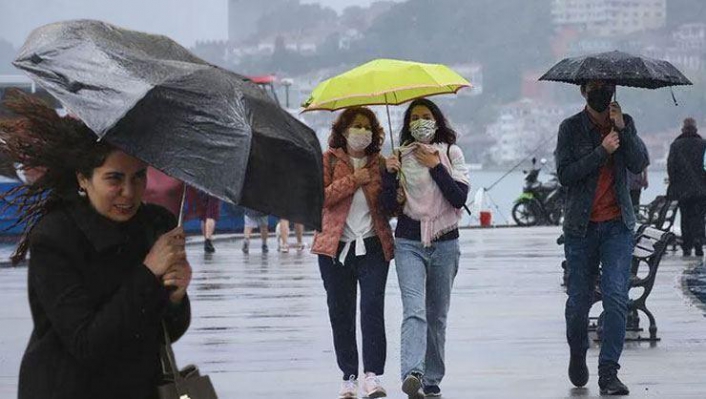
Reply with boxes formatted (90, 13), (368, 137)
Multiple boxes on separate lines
(157, 323), (218, 399)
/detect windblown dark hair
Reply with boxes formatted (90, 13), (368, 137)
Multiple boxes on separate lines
(328, 107), (385, 155)
(399, 98), (457, 146)
(0, 89), (115, 264)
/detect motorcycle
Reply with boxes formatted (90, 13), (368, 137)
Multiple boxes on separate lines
(511, 157), (565, 226)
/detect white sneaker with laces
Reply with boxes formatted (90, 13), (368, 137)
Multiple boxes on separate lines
(339, 375), (358, 399)
(362, 373), (387, 398)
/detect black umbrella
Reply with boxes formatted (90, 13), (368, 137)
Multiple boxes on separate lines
(13, 20), (323, 229)
(539, 50), (692, 89)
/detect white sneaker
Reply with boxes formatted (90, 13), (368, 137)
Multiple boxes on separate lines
(339, 375), (358, 399)
(362, 373), (387, 398)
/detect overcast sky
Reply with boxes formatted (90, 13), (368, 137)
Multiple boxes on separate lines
(0, 0), (404, 48)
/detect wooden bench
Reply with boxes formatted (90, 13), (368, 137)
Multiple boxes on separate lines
(589, 225), (675, 342)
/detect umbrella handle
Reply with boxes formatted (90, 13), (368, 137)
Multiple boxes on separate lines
(177, 185), (187, 227)
(385, 103), (395, 152)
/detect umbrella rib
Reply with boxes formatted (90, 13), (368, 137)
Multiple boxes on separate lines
(302, 86), (470, 112)
(304, 83), (471, 109)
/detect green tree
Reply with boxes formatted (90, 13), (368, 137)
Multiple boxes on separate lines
(255, 1), (338, 38)
(356, 0), (554, 101)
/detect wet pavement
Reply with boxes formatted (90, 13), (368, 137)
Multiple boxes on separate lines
(1, 227), (705, 398)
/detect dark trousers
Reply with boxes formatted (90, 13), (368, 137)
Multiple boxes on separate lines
(318, 236), (390, 380)
(679, 198), (706, 252)
(564, 220), (633, 375)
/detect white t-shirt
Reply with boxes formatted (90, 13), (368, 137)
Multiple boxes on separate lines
(339, 156), (376, 264)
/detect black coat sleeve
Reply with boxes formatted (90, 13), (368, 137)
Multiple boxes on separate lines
(163, 295), (191, 342)
(381, 170), (401, 215)
(145, 204), (191, 342)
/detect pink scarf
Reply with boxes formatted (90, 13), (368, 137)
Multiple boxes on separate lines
(399, 143), (470, 246)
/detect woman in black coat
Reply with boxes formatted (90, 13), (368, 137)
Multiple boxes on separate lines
(0, 90), (192, 399)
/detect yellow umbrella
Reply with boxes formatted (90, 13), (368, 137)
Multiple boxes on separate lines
(301, 58), (471, 149)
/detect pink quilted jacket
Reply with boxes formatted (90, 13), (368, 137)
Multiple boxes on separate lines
(311, 148), (394, 262)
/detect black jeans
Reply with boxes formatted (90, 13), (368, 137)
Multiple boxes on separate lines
(679, 198), (706, 252)
(318, 236), (390, 380)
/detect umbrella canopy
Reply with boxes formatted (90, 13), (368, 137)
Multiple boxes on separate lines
(301, 59), (471, 111)
(13, 20), (323, 229)
(538, 50), (692, 89)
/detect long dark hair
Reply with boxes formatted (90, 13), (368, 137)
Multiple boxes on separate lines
(399, 98), (457, 146)
(328, 107), (384, 155)
(0, 89), (115, 264)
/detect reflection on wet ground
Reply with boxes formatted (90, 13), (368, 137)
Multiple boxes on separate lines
(1, 228), (706, 398)
(685, 261), (706, 309)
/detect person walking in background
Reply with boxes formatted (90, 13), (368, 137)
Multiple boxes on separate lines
(185, 187), (221, 254)
(277, 219), (307, 253)
(667, 118), (706, 257)
(242, 208), (270, 254)
(311, 107), (394, 399)
(555, 80), (649, 395)
(627, 168), (648, 211)
(14, 163), (47, 186)
(144, 166), (185, 218)
(382, 98), (469, 399)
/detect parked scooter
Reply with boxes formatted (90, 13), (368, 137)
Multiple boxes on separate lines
(511, 158), (565, 226)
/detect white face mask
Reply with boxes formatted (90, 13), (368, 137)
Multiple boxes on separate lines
(346, 127), (373, 152)
(410, 119), (437, 143)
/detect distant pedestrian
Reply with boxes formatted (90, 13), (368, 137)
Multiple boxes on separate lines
(667, 117), (706, 257)
(311, 107), (394, 399)
(14, 163), (47, 185)
(277, 219), (307, 253)
(185, 187), (221, 253)
(144, 166), (185, 217)
(242, 208), (270, 254)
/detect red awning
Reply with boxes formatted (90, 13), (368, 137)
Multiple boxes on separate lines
(248, 75), (277, 84)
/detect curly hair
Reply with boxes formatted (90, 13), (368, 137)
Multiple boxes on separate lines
(0, 89), (115, 264)
(328, 107), (385, 155)
(399, 98), (457, 146)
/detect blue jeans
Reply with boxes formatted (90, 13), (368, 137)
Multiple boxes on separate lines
(395, 238), (460, 386)
(564, 220), (633, 375)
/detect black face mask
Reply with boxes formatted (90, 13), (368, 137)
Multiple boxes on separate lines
(586, 87), (614, 112)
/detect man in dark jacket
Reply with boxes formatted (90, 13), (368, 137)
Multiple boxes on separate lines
(667, 118), (706, 257)
(554, 80), (649, 396)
